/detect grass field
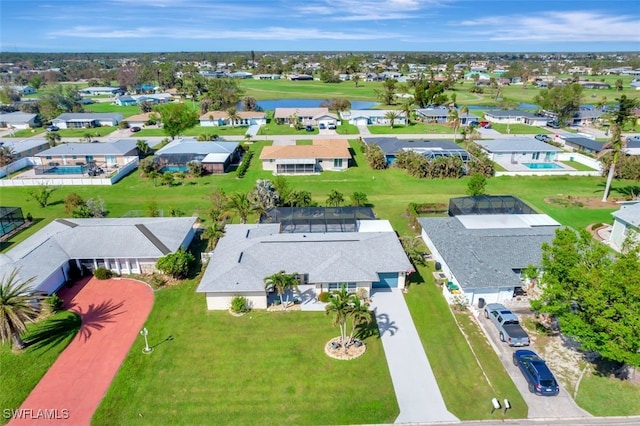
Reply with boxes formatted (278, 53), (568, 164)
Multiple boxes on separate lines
(0, 311), (80, 425)
(368, 123), (453, 134)
(560, 160), (596, 171)
(576, 372), (640, 416)
(2, 128), (45, 138)
(84, 103), (140, 118)
(53, 127), (118, 138)
(93, 280), (398, 425)
(488, 123), (551, 134)
(405, 265), (528, 420)
(135, 125), (249, 138)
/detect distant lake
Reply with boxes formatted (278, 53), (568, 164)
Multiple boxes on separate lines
(239, 98), (378, 111)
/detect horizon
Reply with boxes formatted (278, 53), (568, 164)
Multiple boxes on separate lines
(1, 0), (639, 53)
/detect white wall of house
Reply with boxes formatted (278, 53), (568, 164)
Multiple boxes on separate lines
(610, 220), (638, 252)
(317, 157), (348, 171)
(262, 159), (277, 172)
(205, 291), (267, 310)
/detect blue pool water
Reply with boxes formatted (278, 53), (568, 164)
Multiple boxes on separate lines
(44, 165), (87, 175)
(240, 99), (378, 111)
(160, 166), (188, 173)
(522, 162), (563, 170)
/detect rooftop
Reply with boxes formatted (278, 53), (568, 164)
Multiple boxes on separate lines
(476, 138), (562, 153)
(259, 139), (351, 160)
(35, 140), (137, 157)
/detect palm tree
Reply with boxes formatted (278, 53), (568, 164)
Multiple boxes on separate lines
(227, 108), (241, 127)
(0, 269), (42, 349)
(45, 131), (61, 148)
(326, 189), (344, 207)
(289, 190), (312, 207)
(227, 192), (254, 224)
(136, 139), (150, 158)
(400, 99), (414, 125)
(384, 110), (401, 128)
(350, 191), (368, 207)
(201, 221), (225, 252)
(347, 297), (373, 346)
(599, 123), (626, 202)
(324, 285), (352, 348)
(264, 271), (299, 309)
(448, 108), (460, 142)
(0, 145), (16, 167)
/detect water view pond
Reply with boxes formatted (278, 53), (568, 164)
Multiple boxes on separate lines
(240, 98), (378, 111)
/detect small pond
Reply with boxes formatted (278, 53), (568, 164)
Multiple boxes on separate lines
(239, 98), (378, 111)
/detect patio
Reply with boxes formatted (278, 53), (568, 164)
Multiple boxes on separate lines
(267, 284), (327, 311)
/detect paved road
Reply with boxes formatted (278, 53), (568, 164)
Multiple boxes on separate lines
(472, 307), (591, 419)
(370, 288), (459, 424)
(10, 277), (154, 426)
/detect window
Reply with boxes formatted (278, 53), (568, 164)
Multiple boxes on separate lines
(46, 156), (52, 160)
(327, 282), (357, 291)
(333, 158), (343, 168)
(532, 152), (540, 160)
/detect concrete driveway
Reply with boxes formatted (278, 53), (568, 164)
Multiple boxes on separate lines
(473, 308), (591, 419)
(370, 288), (459, 424)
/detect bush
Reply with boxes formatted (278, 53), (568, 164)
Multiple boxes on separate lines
(318, 292), (331, 303)
(156, 249), (195, 279)
(356, 287), (369, 300)
(236, 149), (254, 178)
(45, 294), (64, 313)
(94, 267), (113, 280)
(230, 295), (249, 313)
(150, 273), (168, 289)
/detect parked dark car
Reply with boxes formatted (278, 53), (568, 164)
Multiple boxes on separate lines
(548, 121), (561, 129)
(513, 350), (560, 396)
(535, 134), (551, 142)
(319, 123), (326, 129)
(305, 125), (313, 132)
(46, 125), (59, 132)
(129, 126), (142, 133)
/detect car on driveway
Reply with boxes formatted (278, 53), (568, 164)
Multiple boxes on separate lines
(46, 125), (59, 132)
(548, 121), (561, 129)
(129, 126), (141, 133)
(627, 135), (640, 143)
(513, 350), (560, 396)
(535, 134), (551, 142)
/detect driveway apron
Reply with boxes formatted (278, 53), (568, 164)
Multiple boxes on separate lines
(371, 288), (459, 424)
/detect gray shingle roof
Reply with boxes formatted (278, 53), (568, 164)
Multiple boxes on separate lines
(419, 216), (558, 290)
(484, 110), (541, 119)
(0, 111), (37, 124)
(155, 139), (238, 155)
(476, 138), (561, 153)
(364, 137), (465, 156)
(564, 137), (605, 153)
(197, 223), (413, 293)
(35, 139), (137, 157)
(612, 202), (640, 228)
(1, 217), (197, 294)
(54, 113), (123, 121)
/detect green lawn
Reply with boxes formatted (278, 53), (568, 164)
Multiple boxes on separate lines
(576, 372), (640, 416)
(368, 123), (453, 134)
(135, 125), (249, 138)
(405, 265), (528, 420)
(489, 123), (548, 134)
(238, 78), (380, 101)
(258, 123), (318, 136)
(93, 280), (397, 425)
(54, 127), (118, 138)
(335, 123), (360, 135)
(2, 128), (46, 138)
(84, 103), (140, 118)
(0, 311), (80, 425)
(560, 160), (596, 171)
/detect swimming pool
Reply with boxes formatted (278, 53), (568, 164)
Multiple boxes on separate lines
(522, 162), (563, 170)
(44, 165), (88, 175)
(159, 166), (188, 173)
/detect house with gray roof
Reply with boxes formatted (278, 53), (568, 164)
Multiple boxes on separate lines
(562, 137), (605, 154)
(0, 112), (38, 129)
(35, 139), (138, 169)
(610, 202), (640, 252)
(484, 110), (549, 126)
(571, 109), (603, 126)
(52, 113), (123, 129)
(0, 138), (50, 160)
(0, 217), (197, 295)
(415, 107), (450, 123)
(340, 110), (407, 126)
(78, 86), (121, 96)
(154, 138), (240, 174)
(364, 137), (470, 164)
(419, 211), (560, 306)
(196, 218), (413, 310)
(476, 138), (562, 165)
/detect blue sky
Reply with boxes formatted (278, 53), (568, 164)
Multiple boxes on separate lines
(1, 0), (639, 52)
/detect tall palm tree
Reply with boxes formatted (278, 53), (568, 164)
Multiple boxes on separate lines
(384, 110), (401, 128)
(400, 99), (414, 125)
(325, 285), (352, 348)
(264, 271), (299, 309)
(227, 108), (241, 127)
(45, 131), (61, 148)
(136, 139), (150, 158)
(227, 192), (255, 224)
(600, 123), (625, 202)
(201, 221), (226, 252)
(448, 108), (460, 142)
(0, 269), (42, 349)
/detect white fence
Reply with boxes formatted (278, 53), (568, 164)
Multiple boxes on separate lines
(0, 157), (38, 178)
(557, 152), (603, 172)
(0, 158), (139, 187)
(496, 170), (600, 177)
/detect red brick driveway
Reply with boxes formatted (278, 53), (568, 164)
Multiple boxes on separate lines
(10, 277), (154, 425)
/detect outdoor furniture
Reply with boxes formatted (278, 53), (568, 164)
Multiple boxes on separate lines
(331, 341), (340, 350)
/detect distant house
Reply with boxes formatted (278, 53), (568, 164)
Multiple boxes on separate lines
(288, 74), (314, 81)
(122, 112), (156, 128)
(10, 85), (36, 95)
(363, 137), (471, 164)
(579, 81), (611, 89)
(415, 107), (450, 123)
(259, 139), (351, 175)
(199, 111), (267, 127)
(154, 138), (241, 174)
(610, 202), (640, 252)
(625, 139), (640, 156)
(0, 112), (38, 129)
(340, 110), (407, 126)
(114, 95), (137, 106)
(253, 74), (281, 80)
(114, 93), (172, 106)
(484, 110), (549, 126)
(562, 137), (605, 154)
(0, 138), (50, 160)
(35, 139), (139, 169)
(196, 211), (413, 310)
(52, 113), (123, 129)
(0, 217), (197, 295)
(571, 109), (603, 126)
(476, 138), (562, 164)
(274, 107), (329, 126)
(228, 71), (253, 79)
(78, 86), (121, 96)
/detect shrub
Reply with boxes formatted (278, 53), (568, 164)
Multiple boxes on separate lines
(94, 267), (113, 280)
(236, 149), (254, 178)
(230, 295), (249, 313)
(150, 273), (168, 289)
(318, 292), (331, 303)
(45, 294), (64, 313)
(356, 287), (368, 300)
(156, 249), (195, 279)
